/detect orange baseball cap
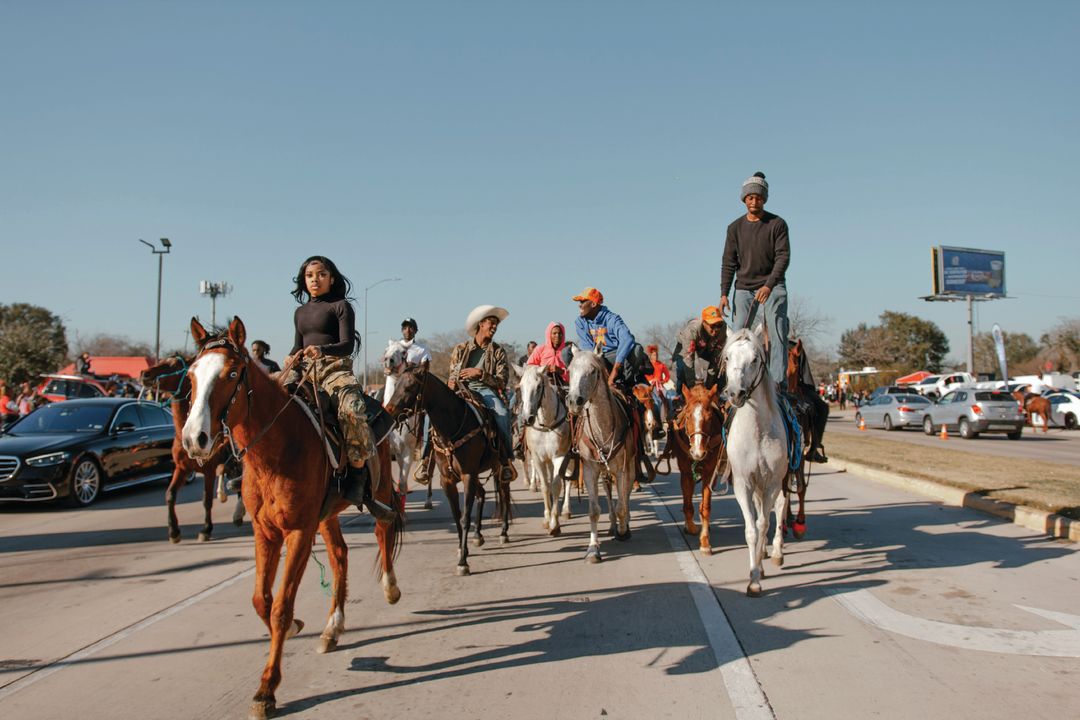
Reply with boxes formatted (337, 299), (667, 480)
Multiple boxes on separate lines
(572, 287), (604, 305)
(701, 305), (725, 326)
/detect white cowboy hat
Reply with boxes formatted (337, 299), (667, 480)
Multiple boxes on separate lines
(465, 304), (509, 335)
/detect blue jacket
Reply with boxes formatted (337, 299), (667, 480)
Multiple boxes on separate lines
(575, 306), (636, 365)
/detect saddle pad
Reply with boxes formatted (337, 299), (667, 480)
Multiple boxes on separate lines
(362, 393), (396, 446)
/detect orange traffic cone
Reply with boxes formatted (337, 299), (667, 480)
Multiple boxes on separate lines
(939, 424), (948, 440)
(857, 416), (866, 431)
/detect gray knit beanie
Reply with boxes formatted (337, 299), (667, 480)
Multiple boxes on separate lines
(740, 171), (769, 201)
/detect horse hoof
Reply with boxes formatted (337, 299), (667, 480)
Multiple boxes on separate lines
(500, 534), (509, 545)
(792, 522), (806, 539)
(168, 533), (181, 544)
(700, 543), (712, 555)
(384, 585), (402, 605)
(233, 517), (243, 527)
(562, 512), (572, 520)
(317, 637), (338, 654)
(549, 525), (561, 538)
(456, 565), (471, 576)
(474, 536), (485, 547)
(615, 529), (631, 542)
(542, 519), (550, 530)
(423, 500), (433, 510)
(746, 582), (762, 597)
(585, 548), (602, 564)
(197, 532), (210, 542)
(772, 555), (784, 567)
(683, 524), (698, 536)
(249, 699), (276, 720)
(286, 619), (304, 639)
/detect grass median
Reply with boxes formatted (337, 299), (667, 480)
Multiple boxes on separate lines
(828, 432), (1080, 520)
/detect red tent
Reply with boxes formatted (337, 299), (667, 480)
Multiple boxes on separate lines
(57, 356), (154, 379)
(896, 370), (933, 385)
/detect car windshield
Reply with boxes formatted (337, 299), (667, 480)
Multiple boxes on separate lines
(975, 392), (1014, 402)
(897, 395), (929, 405)
(7, 404), (113, 433)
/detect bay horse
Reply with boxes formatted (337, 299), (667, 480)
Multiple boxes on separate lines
(384, 364), (512, 576)
(517, 364), (572, 536)
(668, 384), (728, 554)
(566, 347), (636, 563)
(1012, 389), (1051, 433)
(140, 354), (245, 542)
(632, 383), (669, 460)
(181, 317), (403, 719)
(784, 340), (812, 539)
(723, 326), (788, 597)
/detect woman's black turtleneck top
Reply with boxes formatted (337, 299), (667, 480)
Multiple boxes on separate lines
(290, 295), (357, 357)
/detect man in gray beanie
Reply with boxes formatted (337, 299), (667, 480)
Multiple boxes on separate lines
(718, 171), (791, 390)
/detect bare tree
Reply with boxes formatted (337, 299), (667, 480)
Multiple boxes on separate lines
(641, 318), (692, 358)
(787, 296), (832, 349)
(74, 332), (153, 357)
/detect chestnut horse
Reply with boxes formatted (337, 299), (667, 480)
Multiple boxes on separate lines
(140, 355), (244, 542)
(668, 384), (728, 554)
(784, 340), (811, 539)
(1012, 389), (1051, 433)
(181, 318), (403, 719)
(385, 364), (512, 576)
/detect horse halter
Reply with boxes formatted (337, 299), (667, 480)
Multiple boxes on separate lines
(727, 337), (767, 407)
(191, 336), (254, 458)
(524, 371), (568, 431)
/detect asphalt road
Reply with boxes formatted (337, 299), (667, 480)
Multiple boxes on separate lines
(831, 408), (1080, 467)
(2, 465), (1079, 720)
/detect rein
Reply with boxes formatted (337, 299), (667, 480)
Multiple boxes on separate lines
(526, 373), (569, 432)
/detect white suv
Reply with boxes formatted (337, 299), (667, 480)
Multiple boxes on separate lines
(930, 372), (976, 400)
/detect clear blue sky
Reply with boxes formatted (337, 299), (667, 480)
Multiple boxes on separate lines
(2, 1), (1077, 370)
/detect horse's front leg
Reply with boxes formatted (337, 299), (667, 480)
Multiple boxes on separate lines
(677, 455), (699, 537)
(768, 484), (787, 569)
(699, 467), (714, 554)
(583, 463), (602, 563)
(536, 451), (553, 530)
(252, 529), (312, 720)
(613, 459), (632, 541)
(474, 482), (486, 547)
(733, 477), (762, 597)
(793, 464), (807, 539)
(545, 457), (562, 537)
(198, 467), (215, 542)
(164, 463), (189, 543)
(316, 516), (349, 653)
(457, 474), (476, 575)
(603, 471), (617, 537)
(442, 474), (464, 557)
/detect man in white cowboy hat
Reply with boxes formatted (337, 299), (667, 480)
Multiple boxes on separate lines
(447, 304), (515, 484)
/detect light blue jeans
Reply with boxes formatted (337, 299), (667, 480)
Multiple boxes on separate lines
(472, 386), (512, 447)
(728, 284), (789, 387)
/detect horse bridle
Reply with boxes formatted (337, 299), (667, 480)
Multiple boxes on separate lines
(726, 337), (768, 406)
(524, 372), (568, 431)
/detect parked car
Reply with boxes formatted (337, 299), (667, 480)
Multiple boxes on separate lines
(929, 372), (977, 400)
(1046, 391), (1080, 430)
(37, 374), (110, 403)
(922, 389), (1024, 440)
(855, 394), (931, 430)
(868, 385), (908, 401)
(909, 375), (941, 396)
(0, 398), (175, 506)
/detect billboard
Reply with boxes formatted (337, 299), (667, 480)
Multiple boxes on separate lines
(931, 246), (1006, 297)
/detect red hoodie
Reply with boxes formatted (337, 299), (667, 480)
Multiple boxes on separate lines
(526, 322), (568, 381)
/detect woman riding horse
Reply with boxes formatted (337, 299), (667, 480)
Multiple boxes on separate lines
(280, 255), (393, 520)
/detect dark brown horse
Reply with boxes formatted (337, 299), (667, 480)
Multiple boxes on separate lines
(141, 354), (242, 542)
(385, 364), (511, 576)
(1012, 389), (1052, 433)
(785, 340), (810, 539)
(181, 317), (403, 719)
(668, 384), (727, 554)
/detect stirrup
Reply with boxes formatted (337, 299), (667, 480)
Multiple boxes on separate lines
(413, 461), (431, 486)
(499, 463), (516, 485)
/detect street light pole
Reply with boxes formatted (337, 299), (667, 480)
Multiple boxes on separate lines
(363, 277), (402, 389)
(139, 238), (171, 361)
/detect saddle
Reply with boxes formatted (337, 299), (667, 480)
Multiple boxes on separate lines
(450, 387), (501, 453)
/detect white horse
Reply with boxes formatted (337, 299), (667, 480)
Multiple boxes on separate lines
(516, 364), (573, 535)
(382, 341), (427, 507)
(566, 348), (636, 563)
(723, 325), (789, 597)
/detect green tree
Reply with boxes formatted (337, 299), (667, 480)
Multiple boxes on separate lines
(0, 303), (69, 385)
(973, 330), (1040, 376)
(838, 311), (949, 372)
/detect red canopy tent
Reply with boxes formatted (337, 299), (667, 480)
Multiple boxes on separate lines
(896, 370), (933, 385)
(57, 356), (154, 379)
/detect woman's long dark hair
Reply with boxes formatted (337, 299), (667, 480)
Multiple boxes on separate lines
(291, 255), (354, 303)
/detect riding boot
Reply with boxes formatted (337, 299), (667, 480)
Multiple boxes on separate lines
(806, 446), (828, 463)
(498, 438), (517, 485)
(513, 425), (526, 460)
(341, 464), (398, 522)
(413, 445), (434, 485)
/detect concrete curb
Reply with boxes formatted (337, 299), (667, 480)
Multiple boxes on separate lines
(829, 456), (1079, 543)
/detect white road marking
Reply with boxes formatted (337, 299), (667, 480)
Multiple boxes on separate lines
(648, 487), (776, 720)
(828, 588), (1080, 658)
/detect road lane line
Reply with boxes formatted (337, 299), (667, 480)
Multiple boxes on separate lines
(648, 485), (776, 720)
(0, 514), (373, 704)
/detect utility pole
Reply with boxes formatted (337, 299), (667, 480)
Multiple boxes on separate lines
(199, 281), (232, 331)
(139, 238), (171, 361)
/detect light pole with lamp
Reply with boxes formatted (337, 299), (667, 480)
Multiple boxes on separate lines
(363, 277), (401, 389)
(139, 237), (171, 361)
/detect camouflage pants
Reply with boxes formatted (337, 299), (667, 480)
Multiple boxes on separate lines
(282, 356), (376, 466)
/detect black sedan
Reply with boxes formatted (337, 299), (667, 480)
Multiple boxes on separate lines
(0, 398), (176, 507)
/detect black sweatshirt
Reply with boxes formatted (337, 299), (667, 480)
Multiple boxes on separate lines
(290, 295), (357, 357)
(720, 211), (790, 295)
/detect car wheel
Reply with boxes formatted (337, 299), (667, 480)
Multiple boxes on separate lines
(1066, 413), (1077, 430)
(67, 457), (102, 507)
(1006, 430), (1022, 440)
(923, 416), (934, 435)
(959, 418), (977, 440)
(883, 414), (894, 431)
(854, 412), (862, 426)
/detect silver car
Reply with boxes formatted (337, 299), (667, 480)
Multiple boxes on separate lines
(855, 393), (930, 431)
(922, 389), (1024, 440)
